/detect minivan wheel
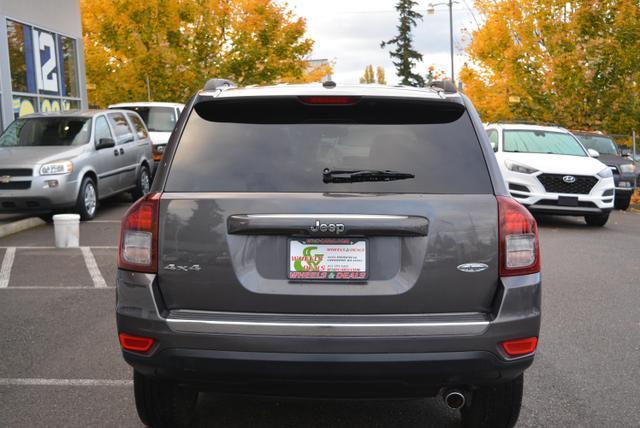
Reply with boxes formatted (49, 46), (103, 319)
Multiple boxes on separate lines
(614, 196), (631, 211)
(461, 374), (523, 428)
(133, 371), (198, 428)
(584, 213), (609, 227)
(132, 165), (151, 200)
(75, 177), (97, 221)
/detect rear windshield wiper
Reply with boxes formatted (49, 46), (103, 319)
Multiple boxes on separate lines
(322, 168), (415, 183)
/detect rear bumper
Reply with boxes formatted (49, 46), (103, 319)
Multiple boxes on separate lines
(125, 348), (532, 397)
(116, 271), (540, 396)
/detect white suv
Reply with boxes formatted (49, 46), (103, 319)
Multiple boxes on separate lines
(485, 123), (615, 226)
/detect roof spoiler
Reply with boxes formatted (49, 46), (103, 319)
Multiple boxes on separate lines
(429, 80), (457, 94)
(203, 78), (237, 91)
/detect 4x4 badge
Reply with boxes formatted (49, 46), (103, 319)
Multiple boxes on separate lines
(457, 263), (489, 273)
(164, 264), (202, 272)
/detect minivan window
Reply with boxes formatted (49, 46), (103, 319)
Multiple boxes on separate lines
(120, 107), (176, 132)
(107, 113), (134, 144)
(165, 109), (493, 194)
(94, 116), (113, 143)
(127, 113), (149, 139)
(0, 117), (91, 147)
(575, 134), (618, 155)
(503, 130), (587, 157)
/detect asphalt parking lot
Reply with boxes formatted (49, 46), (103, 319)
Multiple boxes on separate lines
(0, 199), (639, 428)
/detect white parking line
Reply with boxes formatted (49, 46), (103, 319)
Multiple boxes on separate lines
(0, 246), (117, 250)
(81, 247), (107, 288)
(0, 247), (16, 288)
(0, 286), (114, 290)
(0, 378), (132, 387)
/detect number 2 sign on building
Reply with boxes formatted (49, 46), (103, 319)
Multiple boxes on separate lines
(32, 29), (59, 94)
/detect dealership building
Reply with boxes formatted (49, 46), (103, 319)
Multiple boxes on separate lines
(0, 0), (88, 130)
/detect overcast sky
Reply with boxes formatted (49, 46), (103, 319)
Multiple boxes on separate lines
(280, 0), (480, 85)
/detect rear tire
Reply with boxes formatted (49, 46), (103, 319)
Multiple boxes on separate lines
(461, 374), (523, 428)
(132, 165), (151, 200)
(75, 176), (97, 221)
(614, 196), (631, 211)
(133, 371), (198, 428)
(584, 213), (609, 227)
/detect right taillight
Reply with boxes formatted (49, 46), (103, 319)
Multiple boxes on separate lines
(118, 193), (160, 273)
(152, 144), (165, 161)
(498, 196), (540, 276)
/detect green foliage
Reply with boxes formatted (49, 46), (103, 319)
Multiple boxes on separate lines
(381, 0), (425, 87)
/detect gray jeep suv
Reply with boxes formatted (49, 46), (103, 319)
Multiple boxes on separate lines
(116, 81), (541, 428)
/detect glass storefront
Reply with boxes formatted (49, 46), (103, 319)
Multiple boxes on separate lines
(6, 19), (81, 119)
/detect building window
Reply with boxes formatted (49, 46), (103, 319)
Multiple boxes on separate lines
(6, 20), (30, 93)
(13, 96), (37, 119)
(60, 36), (79, 98)
(5, 20), (82, 118)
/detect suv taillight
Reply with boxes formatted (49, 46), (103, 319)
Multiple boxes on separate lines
(498, 196), (540, 276)
(118, 193), (160, 273)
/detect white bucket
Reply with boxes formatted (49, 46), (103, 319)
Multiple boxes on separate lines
(53, 213), (81, 248)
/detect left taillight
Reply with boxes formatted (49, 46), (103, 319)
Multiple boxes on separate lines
(118, 193), (160, 273)
(498, 196), (540, 276)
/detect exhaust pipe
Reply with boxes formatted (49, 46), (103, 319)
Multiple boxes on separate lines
(444, 390), (466, 409)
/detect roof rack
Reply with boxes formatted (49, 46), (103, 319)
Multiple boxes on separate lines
(203, 78), (237, 91)
(428, 80), (457, 94)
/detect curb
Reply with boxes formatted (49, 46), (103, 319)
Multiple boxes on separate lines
(0, 217), (46, 239)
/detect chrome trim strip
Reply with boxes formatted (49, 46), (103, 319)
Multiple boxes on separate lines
(243, 214), (409, 220)
(165, 317), (489, 337)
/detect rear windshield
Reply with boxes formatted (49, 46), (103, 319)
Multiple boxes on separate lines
(0, 117), (91, 147)
(504, 130), (587, 156)
(165, 100), (493, 194)
(117, 107), (176, 132)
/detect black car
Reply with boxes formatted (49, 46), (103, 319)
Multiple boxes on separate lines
(116, 79), (541, 428)
(574, 131), (638, 210)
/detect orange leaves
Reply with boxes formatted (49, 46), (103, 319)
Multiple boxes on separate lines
(81, 0), (315, 106)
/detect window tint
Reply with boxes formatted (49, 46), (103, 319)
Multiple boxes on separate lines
(0, 117), (91, 147)
(486, 129), (498, 151)
(94, 116), (112, 143)
(107, 113), (134, 144)
(127, 113), (149, 139)
(165, 109), (493, 194)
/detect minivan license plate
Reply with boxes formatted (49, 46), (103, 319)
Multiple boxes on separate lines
(288, 238), (367, 281)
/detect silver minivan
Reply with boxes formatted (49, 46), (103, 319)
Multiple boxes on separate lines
(0, 110), (153, 220)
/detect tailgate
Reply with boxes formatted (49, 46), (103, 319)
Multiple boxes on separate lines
(157, 193), (499, 314)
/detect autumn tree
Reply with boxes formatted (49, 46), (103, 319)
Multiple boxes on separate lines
(360, 65), (375, 84)
(381, 0), (425, 87)
(461, 0), (640, 134)
(376, 66), (387, 84)
(82, 0), (318, 107)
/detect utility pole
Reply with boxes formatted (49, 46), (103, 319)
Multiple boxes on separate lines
(448, 0), (454, 86)
(145, 75), (151, 102)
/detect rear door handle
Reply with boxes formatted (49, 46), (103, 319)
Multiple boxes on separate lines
(119, 148), (125, 155)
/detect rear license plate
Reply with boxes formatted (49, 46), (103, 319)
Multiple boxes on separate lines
(288, 238), (368, 281)
(558, 196), (579, 206)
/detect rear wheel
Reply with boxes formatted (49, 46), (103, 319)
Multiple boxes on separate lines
(461, 374), (523, 428)
(133, 371), (198, 428)
(132, 165), (151, 200)
(584, 213), (609, 227)
(614, 196), (631, 211)
(75, 177), (97, 221)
